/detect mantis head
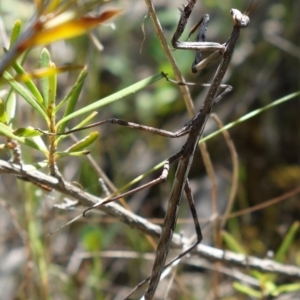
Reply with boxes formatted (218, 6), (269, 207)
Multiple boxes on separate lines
(230, 9), (250, 28)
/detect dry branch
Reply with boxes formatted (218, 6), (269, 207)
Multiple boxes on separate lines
(1, 159), (299, 279)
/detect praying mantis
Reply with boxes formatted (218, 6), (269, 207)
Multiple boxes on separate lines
(135, 1), (250, 299)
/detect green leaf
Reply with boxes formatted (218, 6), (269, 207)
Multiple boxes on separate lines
(40, 48), (51, 107)
(70, 111), (98, 130)
(264, 280), (277, 295)
(0, 99), (7, 123)
(47, 61), (57, 116)
(116, 160), (165, 194)
(222, 230), (247, 254)
(5, 91), (16, 125)
(251, 270), (265, 280)
(0, 121), (14, 137)
(200, 91), (300, 144)
(272, 282), (300, 297)
(0, 123), (47, 153)
(30, 136), (48, 153)
(9, 20), (22, 48)
(55, 150), (90, 157)
(55, 111), (97, 143)
(56, 67), (88, 132)
(275, 221), (299, 263)
(3, 71), (48, 121)
(13, 127), (43, 137)
(11, 60), (44, 105)
(65, 131), (99, 152)
(56, 73), (164, 128)
(233, 282), (262, 298)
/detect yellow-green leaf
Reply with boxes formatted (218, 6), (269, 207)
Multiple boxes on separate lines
(9, 20), (22, 48)
(222, 230), (247, 254)
(0, 99), (7, 123)
(233, 282), (262, 298)
(13, 127), (43, 137)
(275, 221), (300, 263)
(47, 61), (57, 115)
(56, 111), (97, 144)
(66, 131), (99, 153)
(0, 123), (47, 153)
(57, 73), (164, 127)
(4, 71), (48, 121)
(40, 48), (51, 106)
(5, 93), (16, 125)
(272, 282), (300, 297)
(55, 150), (90, 157)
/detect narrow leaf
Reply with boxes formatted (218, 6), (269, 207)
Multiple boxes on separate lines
(31, 136), (48, 153)
(201, 91), (300, 144)
(3, 71), (48, 121)
(10, 60), (44, 105)
(222, 230), (247, 254)
(9, 20), (22, 48)
(13, 127), (43, 137)
(272, 282), (300, 297)
(56, 67), (88, 131)
(47, 61), (57, 115)
(71, 111), (98, 130)
(65, 132), (99, 152)
(40, 48), (51, 107)
(5, 92), (16, 125)
(0, 123), (47, 153)
(2, 45), (45, 104)
(55, 150), (90, 157)
(264, 281), (277, 295)
(56, 111), (97, 143)
(57, 73), (164, 127)
(0, 99), (7, 123)
(275, 221), (299, 263)
(233, 282), (262, 298)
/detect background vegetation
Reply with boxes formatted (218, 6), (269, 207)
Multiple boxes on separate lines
(0, 0), (299, 299)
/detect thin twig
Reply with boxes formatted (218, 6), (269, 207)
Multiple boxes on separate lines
(143, 6), (251, 299)
(143, 0), (195, 117)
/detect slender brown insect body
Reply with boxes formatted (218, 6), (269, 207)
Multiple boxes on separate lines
(72, 2), (251, 299)
(143, 3), (251, 300)
(171, 0), (197, 46)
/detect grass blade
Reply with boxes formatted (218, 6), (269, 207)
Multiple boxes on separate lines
(56, 73), (164, 128)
